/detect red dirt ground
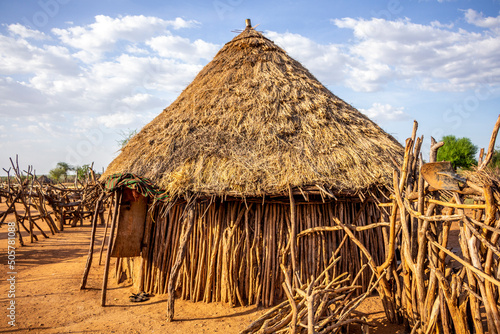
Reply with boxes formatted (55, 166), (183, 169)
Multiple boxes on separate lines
(0, 202), (405, 333)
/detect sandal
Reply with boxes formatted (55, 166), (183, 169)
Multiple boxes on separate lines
(129, 292), (150, 302)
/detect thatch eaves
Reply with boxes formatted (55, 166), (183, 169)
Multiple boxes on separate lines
(103, 27), (403, 197)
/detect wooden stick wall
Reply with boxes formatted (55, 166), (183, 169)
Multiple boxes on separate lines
(136, 197), (387, 308)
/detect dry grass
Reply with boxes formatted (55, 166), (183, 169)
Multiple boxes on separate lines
(104, 27), (403, 197)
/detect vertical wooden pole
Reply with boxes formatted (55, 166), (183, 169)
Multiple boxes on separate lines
(23, 193), (35, 243)
(80, 193), (104, 289)
(288, 185), (298, 288)
(101, 191), (121, 306)
(166, 202), (195, 322)
(15, 211), (24, 246)
(306, 280), (315, 334)
(244, 207), (251, 303)
(99, 194), (114, 265)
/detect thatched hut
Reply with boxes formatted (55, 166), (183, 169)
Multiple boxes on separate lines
(37, 175), (54, 184)
(100, 21), (403, 311)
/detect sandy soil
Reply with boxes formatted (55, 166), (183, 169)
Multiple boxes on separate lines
(0, 202), (405, 334)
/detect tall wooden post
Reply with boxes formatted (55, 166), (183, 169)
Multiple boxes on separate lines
(288, 185), (298, 288)
(166, 203), (195, 321)
(80, 193), (104, 289)
(101, 191), (121, 306)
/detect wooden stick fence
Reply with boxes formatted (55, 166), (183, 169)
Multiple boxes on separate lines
(0, 157), (105, 245)
(374, 117), (500, 334)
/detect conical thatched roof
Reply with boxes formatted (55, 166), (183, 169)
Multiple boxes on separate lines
(103, 26), (403, 197)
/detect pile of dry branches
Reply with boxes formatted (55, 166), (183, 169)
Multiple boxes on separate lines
(240, 259), (381, 334)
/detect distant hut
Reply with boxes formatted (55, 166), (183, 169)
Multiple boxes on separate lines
(37, 175), (53, 184)
(99, 21), (403, 312)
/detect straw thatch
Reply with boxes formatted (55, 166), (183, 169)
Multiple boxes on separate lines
(103, 26), (403, 197)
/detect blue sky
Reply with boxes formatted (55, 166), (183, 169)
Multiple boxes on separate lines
(1, 0), (499, 174)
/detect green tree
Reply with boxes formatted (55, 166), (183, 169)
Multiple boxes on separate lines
(49, 166), (65, 182)
(488, 148), (500, 170)
(436, 135), (478, 170)
(76, 164), (91, 180)
(48, 162), (74, 182)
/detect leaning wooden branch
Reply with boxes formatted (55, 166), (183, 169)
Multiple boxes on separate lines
(297, 222), (390, 238)
(429, 231), (500, 289)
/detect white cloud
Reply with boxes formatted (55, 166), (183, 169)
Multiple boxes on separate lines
(0, 33), (78, 76)
(359, 103), (409, 121)
(266, 14), (500, 92)
(2, 11), (499, 125)
(83, 54), (201, 98)
(0, 40), (198, 117)
(97, 112), (139, 128)
(7, 23), (48, 40)
(120, 93), (164, 111)
(52, 15), (199, 62)
(169, 17), (200, 30)
(430, 21), (454, 29)
(345, 63), (394, 92)
(0, 13), (213, 120)
(147, 35), (219, 63)
(464, 9), (500, 30)
(126, 44), (149, 55)
(332, 14), (500, 92)
(122, 93), (154, 106)
(264, 31), (347, 84)
(0, 77), (48, 116)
